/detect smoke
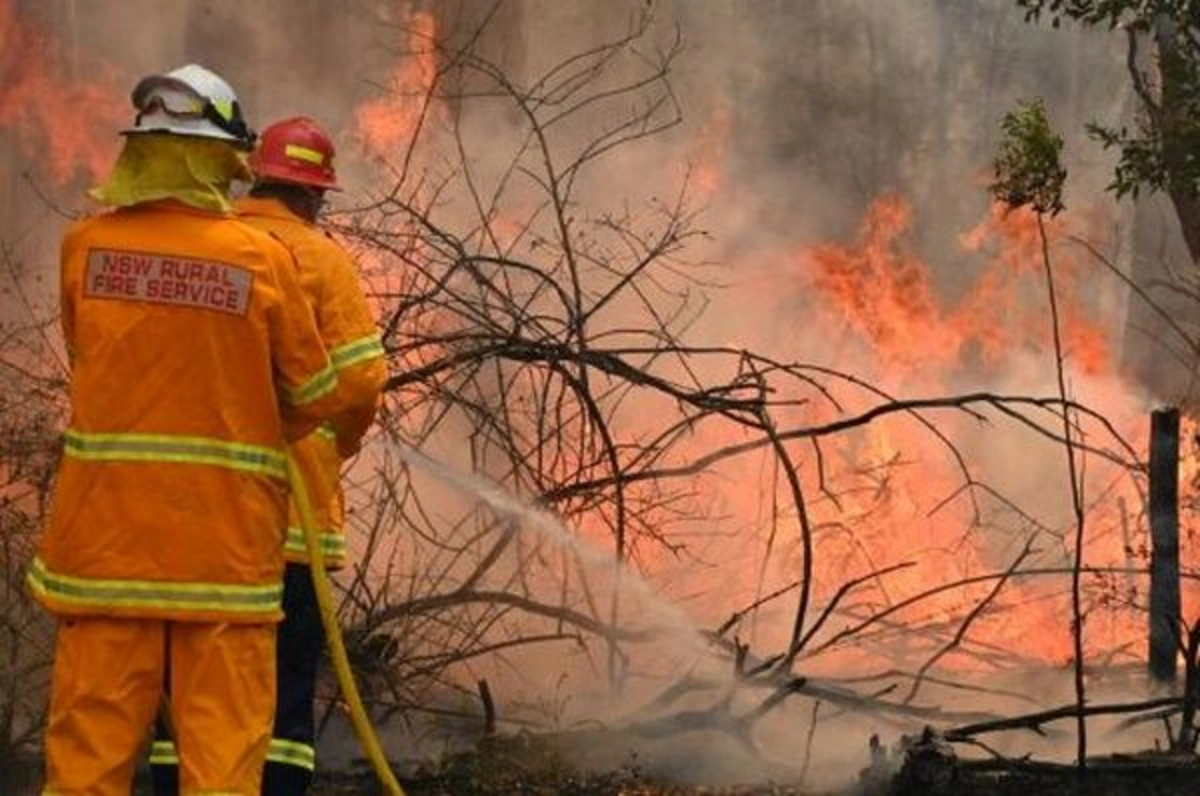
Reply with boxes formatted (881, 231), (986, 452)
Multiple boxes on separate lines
(413, 2), (1180, 785)
(1, 0), (1192, 789)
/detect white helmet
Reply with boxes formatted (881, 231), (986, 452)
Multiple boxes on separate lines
(124, 64), (256, 150)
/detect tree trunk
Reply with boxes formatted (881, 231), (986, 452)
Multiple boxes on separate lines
(1154, 15), (1200, 265)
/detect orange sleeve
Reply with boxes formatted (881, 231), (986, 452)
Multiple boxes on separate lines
(308, 231), (387, 457)
(259, 235), (345, 442)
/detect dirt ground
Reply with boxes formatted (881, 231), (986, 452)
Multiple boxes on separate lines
(308, 768), (1200, 796)
(305, 758), (1200, 795)
(5, 761), (1199, 795)
(945, 770), (1200, 796)
(885, 751), (1200, 796)
(306, 744), (1200, 796)
(6, 744), (1200, 794)
(311, 775), (829, 795)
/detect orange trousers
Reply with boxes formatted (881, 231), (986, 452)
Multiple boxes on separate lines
(42, 616), (275, 795)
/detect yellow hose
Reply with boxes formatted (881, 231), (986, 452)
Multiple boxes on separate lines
(287, 453), (406, 796)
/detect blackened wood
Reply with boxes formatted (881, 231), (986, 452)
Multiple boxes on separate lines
(478, 678), (496, 735)
(1149, 408), (1181, 682)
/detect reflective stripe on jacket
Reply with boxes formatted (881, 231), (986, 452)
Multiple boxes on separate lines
(237, 196), (387, 569)
(30, 200), (347, 622)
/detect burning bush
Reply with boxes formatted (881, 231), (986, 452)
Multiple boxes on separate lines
(310, 4), (1184, 789)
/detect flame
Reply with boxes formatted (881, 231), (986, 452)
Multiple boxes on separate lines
(345, 8), (445, 429)
(353, 9), (439, 161)
(0, 0), (123, 186)
(807, 194), (955, 369)
(337, 9), (1191, 681)
(685, 101), (733, 201)
(632, 66), (1155, 680)
(957, 202), (1111, 376)
(802, 195), (1111, 379)
(672, 192), (1193, 671)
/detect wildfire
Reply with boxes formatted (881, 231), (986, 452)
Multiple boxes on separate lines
(0, 0), (124, 187)
(352, 9), (440, 163)
(754, 191), (1184, 670)
(334, 3), (1191, 686)
(802, 194), (1111, 379)
(957, 201), (1111, 376)
(807, 195), (954, 369)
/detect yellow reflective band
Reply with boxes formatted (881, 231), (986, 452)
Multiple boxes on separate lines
(63, 430), (286, 479)
(330, 334), (386, 371)
(210, 97), (234, 123)
(284, 144), (325, 166)
(285, 527), (345, 559)
(26, 557), (282, 615)
(315, 422), (338, 443)
(151, 737), (316, 775)
(267, 738), (317, 771)
(282, 363), (338, 406)
(149, 739), (180, 765)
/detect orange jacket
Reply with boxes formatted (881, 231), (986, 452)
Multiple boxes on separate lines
(28, 201), (346, 623)
(237, 196), (386, 569)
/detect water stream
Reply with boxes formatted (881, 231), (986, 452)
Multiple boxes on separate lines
(385, 439), (714, 659)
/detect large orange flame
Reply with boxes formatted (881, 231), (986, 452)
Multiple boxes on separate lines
(804, 195), (1111, 378)
(957, 201), (1111, 376)
(808, 195), (952, 369)
(352, 9), (439, 162)
(0, 1), (123, 187)
(731, 193), (1192, 671)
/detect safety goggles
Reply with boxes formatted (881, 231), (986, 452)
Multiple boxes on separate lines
(133, 81), (257, 149)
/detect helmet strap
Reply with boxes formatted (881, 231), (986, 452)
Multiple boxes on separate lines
(200, 100), (257, 150)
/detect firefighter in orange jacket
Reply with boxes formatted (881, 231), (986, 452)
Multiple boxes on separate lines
(149, 117), (387, 795)
(27, 66), (358, 795)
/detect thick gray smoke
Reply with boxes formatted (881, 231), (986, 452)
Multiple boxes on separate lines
(1, 1), (1136, 296)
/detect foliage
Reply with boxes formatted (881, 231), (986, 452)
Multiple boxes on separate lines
(991, 99), (1068, 215)
(1016, 0), (1200, 29)
(1016, 0), (1200, 245)
(410, 733), (649, 795)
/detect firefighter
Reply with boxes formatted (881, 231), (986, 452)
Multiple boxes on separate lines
(149, 116), (387, 795)
(27, 66), (353, 795)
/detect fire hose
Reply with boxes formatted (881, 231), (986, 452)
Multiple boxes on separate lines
(286, 452), (406, 796)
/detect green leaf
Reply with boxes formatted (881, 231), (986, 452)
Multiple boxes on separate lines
(991, 98), (1068, 216)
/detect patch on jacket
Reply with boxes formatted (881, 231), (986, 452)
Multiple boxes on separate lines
(84, 248), (254, 316)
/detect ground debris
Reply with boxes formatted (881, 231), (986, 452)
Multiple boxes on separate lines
(305, 728), (1200, 796)
(949, 750), (1200, 796)
(888, 726), (957, 795)
(887, 734), (1200, 796)
(311, 732), (822, 795)
(312, 777), (820, 796)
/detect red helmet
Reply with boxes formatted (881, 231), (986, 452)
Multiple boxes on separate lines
(249, 116), (340, 190)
